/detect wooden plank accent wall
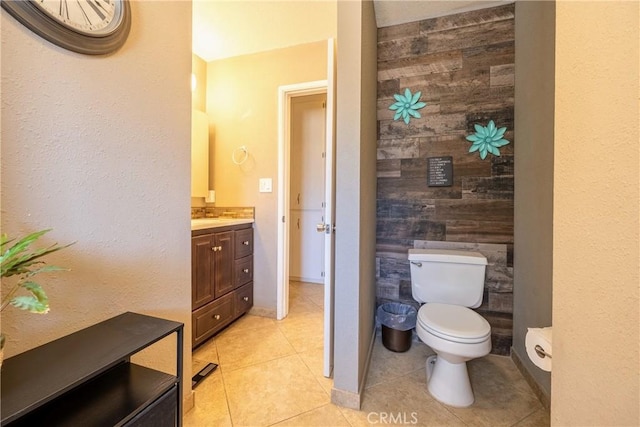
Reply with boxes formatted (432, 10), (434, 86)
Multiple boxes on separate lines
(376, 4), (515, 355)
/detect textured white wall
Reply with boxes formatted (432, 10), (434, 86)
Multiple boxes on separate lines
(1, 0), (192, 401)
(552, 2), (639, 425)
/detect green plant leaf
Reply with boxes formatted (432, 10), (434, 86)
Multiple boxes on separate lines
(10, 295), (49, 313)
(1, 229), (72, 316)
(1, 230), (73, 278)
(10, 280), (49, 313)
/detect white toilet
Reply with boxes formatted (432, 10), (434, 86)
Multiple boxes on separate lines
(408, 249), (492, 407)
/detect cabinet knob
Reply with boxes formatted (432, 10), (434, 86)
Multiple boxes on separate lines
(243, 240), (250, 245)
(243, 268), (249, 273)
(211, 246), (217, 251)
(214, 314), (221, 320)
(243, 296), (249, 302)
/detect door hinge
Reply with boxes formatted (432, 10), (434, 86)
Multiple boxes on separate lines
(321, 271), (325, 277)
(282, 216), (286, 223)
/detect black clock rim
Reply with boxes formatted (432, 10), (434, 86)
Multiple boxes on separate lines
(1, 0), (131, 55)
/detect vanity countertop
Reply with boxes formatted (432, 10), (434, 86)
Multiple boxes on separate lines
(191, 218), (254, 231)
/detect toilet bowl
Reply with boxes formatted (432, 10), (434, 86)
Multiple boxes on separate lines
(416, 302), (491, 407)
(408, 249), (491, 408)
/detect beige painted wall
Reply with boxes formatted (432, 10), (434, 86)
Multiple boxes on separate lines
(192, 54), (207, 112)
(206, 42), (328, 311)
(1, 0), (193, 403)
(513, 0), (554, 399)
(552, 2), (639, 425)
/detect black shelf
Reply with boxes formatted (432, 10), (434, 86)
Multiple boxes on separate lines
(1, 312), (183, 426)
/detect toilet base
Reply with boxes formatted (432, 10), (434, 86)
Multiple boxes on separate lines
(425, 355), (474, 407)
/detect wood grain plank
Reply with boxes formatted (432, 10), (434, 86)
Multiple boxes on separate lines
(445, 220), (514, 244)
(378, 50), (463, 80)
(490, 64), (515, 87)
(378, 21), (420, 42)
(425, 19), (515, 55)
(440, 86), (514, 114)
(462, 176), (514, 200)
(377, 138), (420, 160)
(435, 199), (513, 221)
(377, 198), (437, 219)
(377, 159), (401, 178)
(379, 113), (467, 139)
(492, 155), (514, 176)
(378, 36), (429, 62)
(378, 176), (462, 200)
(419, 3), (515, 34)
(378, 79), (400, 99)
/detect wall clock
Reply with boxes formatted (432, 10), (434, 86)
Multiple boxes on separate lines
(2, 0), (131, 55)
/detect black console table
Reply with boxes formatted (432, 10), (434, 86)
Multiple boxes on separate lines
(1, 312), (184, 427)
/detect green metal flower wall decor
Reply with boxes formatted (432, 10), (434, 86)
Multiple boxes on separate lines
(389, 88), (426, 124)
(466, 120), (510, 160)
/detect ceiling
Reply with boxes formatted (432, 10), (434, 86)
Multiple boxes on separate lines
(192, 0), (512, 62)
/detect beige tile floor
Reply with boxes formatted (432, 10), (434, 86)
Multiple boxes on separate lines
(185, 281), (550, 427)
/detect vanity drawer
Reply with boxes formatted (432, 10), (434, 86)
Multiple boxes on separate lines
(234, 256), (253, 288)
(192, 292), (234, 347)
(234, 282), (253, 317)
(234, 228), (253, 259)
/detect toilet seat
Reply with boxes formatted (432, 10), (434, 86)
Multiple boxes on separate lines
(418, 303), (491, 344)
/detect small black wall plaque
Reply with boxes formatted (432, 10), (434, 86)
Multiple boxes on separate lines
(427, 156), (453, 187)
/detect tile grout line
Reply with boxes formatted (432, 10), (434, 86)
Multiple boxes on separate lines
(212, 340), (236, 427)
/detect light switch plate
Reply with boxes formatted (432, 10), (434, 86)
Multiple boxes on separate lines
(259, 178), (272, 193)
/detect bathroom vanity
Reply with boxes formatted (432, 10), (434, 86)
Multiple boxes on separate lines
(191, 219), (254, 348)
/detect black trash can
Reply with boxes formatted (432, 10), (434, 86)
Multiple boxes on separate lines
(377, 303), (417, 352)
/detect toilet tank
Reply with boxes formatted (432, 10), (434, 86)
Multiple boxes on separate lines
(408, 249), (487, 308)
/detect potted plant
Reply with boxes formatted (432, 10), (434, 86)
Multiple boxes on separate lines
(1, 229), (73, 362)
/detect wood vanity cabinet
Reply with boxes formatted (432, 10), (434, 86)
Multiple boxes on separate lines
(192, 223), (253, 348)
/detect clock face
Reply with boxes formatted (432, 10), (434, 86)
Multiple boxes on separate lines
(33, 0), (123, 36)
(1, 0), (131, 55)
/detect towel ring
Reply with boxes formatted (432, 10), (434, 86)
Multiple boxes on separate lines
(232, 146), (248, 165)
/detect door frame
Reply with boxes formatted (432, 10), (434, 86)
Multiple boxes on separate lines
(276, 80), (327, 320)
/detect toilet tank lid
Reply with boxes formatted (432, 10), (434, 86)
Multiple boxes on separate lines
(408, 249), (487, 265)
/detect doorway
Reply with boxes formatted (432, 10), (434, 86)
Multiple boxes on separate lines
(277, 37), (336, 379)
(289, 94), (327, 285)
(276, 80), (328, 321)
(276, 79), (336, 378)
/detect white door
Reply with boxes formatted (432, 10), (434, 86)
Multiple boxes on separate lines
(322, 39), (336, 378)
